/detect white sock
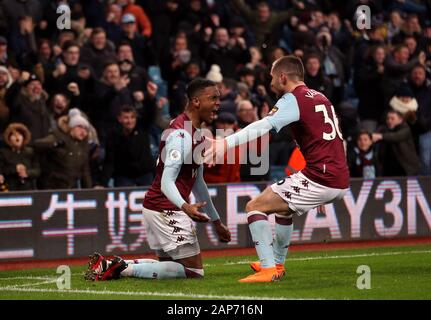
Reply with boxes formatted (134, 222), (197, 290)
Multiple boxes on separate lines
(273, 214), (293, 265)
(121, 264), (134, 277)
(247, 210), (275, 268)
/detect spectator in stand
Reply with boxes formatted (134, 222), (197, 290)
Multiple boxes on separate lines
(0, 36), (18, 66)
(0, 65), (13, 134)
(116, 42), (150, 106)
(98, 105), (155, 187)
(228, 16), (256, 48)
(117, 0), (152, 38)
(33, 108), (92, 189)
(8, 15), (38, 68)
(37, 39), (56, 77)
(236, 99), (268, 181)
(218, 78), (238, 115)
(206, 64), (223, 85)
(1, 0), (42, 32)
(80, 28), (116, 78)
(347, 130), (381, 178)
(118, 13), (156, 68)
(353, 28), (385, 73)
(204, 27), (251, 79)
(386, 9), (404, 44)
(246, 46), (267, 84)
(169, 60), (202, 117)
(355, 45), (387, 132)
(404, 34), (421, 58)
(6, 73), (51, 141)
(47, 93), (70, 129)
(0, 122), (40, 190)
(161, 32), (193, 87)
(231, 0), (293, 48)
(388, 82), (418, 120)
(315, 30), (346, 107)
(327, 11), (353, 61)
(304, 52), (333, 101)
(373, 109), (420, 176)
(384, 44), (426, 105)
(44, 41), (82, 95)
(204, 112), (241, 183)
(238, 66), (256, 93)
(408, 64), (431, 175)
(102, 3), (123, 44)
(90, 61), (133, 145)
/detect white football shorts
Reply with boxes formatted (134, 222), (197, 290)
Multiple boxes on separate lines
(142, 207), (200, 259)
(271, 171), (348, 216)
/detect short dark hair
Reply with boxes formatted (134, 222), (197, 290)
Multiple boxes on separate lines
(387, 108), (404, 118)
(257, 2), (270, 9)
(103, 60), (119, 70)
(272, 55), (304, 81)
(91, 27), (106, 37)
(186, 78), (216, 99)
(393, 44), (408, 55)
(119, 105), (137, 115)
(62, 40), (79, 52)
(304, 52), (321, 64)
(117, 41), (132, 51)
(356, 129), (372, 140)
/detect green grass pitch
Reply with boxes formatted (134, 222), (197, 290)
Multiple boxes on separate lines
(1, 244), (430, 300)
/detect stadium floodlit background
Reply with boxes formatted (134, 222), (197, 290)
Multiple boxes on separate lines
(0, 0), (430, 300)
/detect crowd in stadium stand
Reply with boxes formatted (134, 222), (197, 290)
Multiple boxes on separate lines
(0, 0), (430, 191)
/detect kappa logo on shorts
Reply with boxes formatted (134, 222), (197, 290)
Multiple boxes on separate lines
(283, 191), (292, 200)
(292, 186), (301, 194)
(172, 226), (182, 234)
(176, 235), (186, 243)
(163, 210), (176, 217)
(168, 219), (178, 226)
(178, 132), (185, 138)
(301, 180), (309, 189)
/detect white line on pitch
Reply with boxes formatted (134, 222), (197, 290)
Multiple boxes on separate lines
(203, 249), (431, 267)
(0, 286), (318, 300)
(0, 273), (82, 281)
(13, 279), (58, 288)
(0, 276), (55, 281)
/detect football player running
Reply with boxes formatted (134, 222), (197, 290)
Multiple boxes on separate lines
(205, 55), (350, 283)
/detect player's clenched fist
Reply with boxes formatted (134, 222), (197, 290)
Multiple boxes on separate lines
(181, 201), (210, 222)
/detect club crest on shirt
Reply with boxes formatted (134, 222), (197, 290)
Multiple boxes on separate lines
(268, 106), (278, 116)
(169, 149), (181, 162)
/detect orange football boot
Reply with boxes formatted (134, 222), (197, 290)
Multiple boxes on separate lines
(238, 267), (280, 283)
(250, 261), (286, 277)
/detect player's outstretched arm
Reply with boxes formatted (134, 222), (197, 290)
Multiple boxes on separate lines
(192, 165), (231, 242)
(203, 118), (273, 165)
(204, 93), (300, 164)
(161, 129), (209, 222)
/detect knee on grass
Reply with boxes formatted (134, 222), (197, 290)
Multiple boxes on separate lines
(185, 267), (204, 278)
